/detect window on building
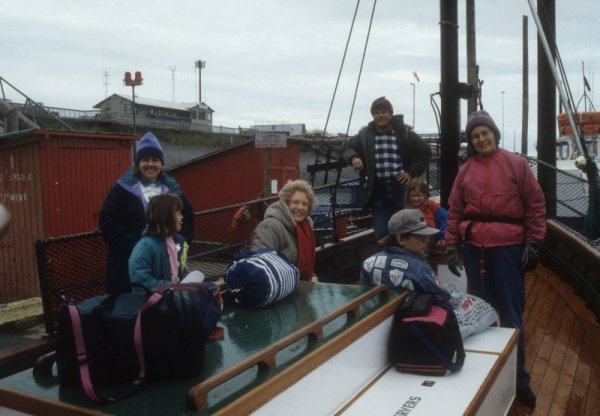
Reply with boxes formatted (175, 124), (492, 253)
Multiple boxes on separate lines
(124, 104), (135, 115)
(556, 141), (570, 160)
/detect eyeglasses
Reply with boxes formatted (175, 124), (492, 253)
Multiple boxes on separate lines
(470, 129), (492, 143)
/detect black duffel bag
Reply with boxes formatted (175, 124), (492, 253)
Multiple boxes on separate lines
(388, 292), (465, 376)
(56, 282), (222, 403)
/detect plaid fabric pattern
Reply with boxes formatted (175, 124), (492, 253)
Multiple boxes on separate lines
(375, 133), (403, 178)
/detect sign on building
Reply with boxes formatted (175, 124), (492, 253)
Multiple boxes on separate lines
(255, 131), (287, 148)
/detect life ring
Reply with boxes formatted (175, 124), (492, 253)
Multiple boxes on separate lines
(228, 205), (252, 236)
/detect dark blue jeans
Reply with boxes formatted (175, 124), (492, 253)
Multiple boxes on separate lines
(371, 182), (405, 239)
(463, 243), (530, 388)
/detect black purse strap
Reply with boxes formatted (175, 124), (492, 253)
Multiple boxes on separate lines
(446, 308), (466, 371)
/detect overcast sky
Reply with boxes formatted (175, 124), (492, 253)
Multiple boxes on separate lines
(3, 1), (599, 153)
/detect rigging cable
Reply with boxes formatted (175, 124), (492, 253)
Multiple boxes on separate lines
(429, 92), (441, 136)
(575, 62), (595, 112)
(530, 0), (600, 240)
(319, 0), (361, 143)
(318, 0), (378, 243)
(528, 0), (586, 158)
(328, 0), (379, 242)
(310, 0), (361, 187)
(339, 0), (378, 148)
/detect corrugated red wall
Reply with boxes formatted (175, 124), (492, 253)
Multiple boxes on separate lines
(170, 142), (300, 212)
(39, 132), (134, 236)
(0, 130), (137, 303)
(0, 140), (44, 304)
(169, 142), (300, 243)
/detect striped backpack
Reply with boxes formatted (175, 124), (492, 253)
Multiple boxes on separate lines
(225, 248), (300, 307)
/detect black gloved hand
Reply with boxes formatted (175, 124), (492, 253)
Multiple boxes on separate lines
(447, 245), (463, 277)
(521, 238), (540, 272)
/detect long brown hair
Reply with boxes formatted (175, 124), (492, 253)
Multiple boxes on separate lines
(145, 193), (183, 237)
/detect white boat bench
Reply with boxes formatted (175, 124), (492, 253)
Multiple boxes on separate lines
(253, 317), (518, 416)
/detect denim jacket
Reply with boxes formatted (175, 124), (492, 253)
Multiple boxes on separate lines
(359, 246), (450, 301)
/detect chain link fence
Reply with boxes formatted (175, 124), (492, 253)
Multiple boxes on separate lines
(524, 155), (600, 248)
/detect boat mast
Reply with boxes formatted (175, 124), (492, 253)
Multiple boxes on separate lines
(439, 0), (461, 208)
(530, 0), (558, 218)
(466, 0), (477, 116)
(521, 15), (529, 155)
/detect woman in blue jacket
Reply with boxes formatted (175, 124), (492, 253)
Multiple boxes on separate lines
(99, 132), (194, 294)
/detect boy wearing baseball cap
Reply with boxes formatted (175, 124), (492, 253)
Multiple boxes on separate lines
(359, 209), (450, 301)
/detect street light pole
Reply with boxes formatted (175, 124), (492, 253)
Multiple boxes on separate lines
(411, 71), (420, 128)
(124, 71), (143, 134)
(501, 90), (505, 148)
(169, 66), (176, 102)
(410, 82), (416, 127)
(195, 60), (206, 102)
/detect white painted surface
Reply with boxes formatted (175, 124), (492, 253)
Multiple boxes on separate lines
(0, 407), (30, 416)
(463, 326), (515, 354)
(475, 344), (517, 416)
(253, 313), (517, 416)
(340, 351), (499, 416)
(253, 317), (393, 416)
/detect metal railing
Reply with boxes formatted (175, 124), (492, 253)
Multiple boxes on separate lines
(90, 112), (248, 135)
(2, 100), (251, 136)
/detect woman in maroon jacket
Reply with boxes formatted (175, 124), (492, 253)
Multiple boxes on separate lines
(445, 110), (546, 408)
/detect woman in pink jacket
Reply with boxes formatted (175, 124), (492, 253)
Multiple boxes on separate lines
(445, 110), (546, 408)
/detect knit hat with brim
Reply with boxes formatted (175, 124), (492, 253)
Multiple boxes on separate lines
(370, 96), (394, 115)
(464, 110), (501, 143)
(136, 132), (164, 164)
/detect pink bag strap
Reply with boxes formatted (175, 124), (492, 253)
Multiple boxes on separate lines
(68, 292), (164, 403)
(133, 292), (163, 380)
(67, 303), (103, 403)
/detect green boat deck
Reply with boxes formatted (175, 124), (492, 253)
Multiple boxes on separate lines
(0, 282), (403, 416)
